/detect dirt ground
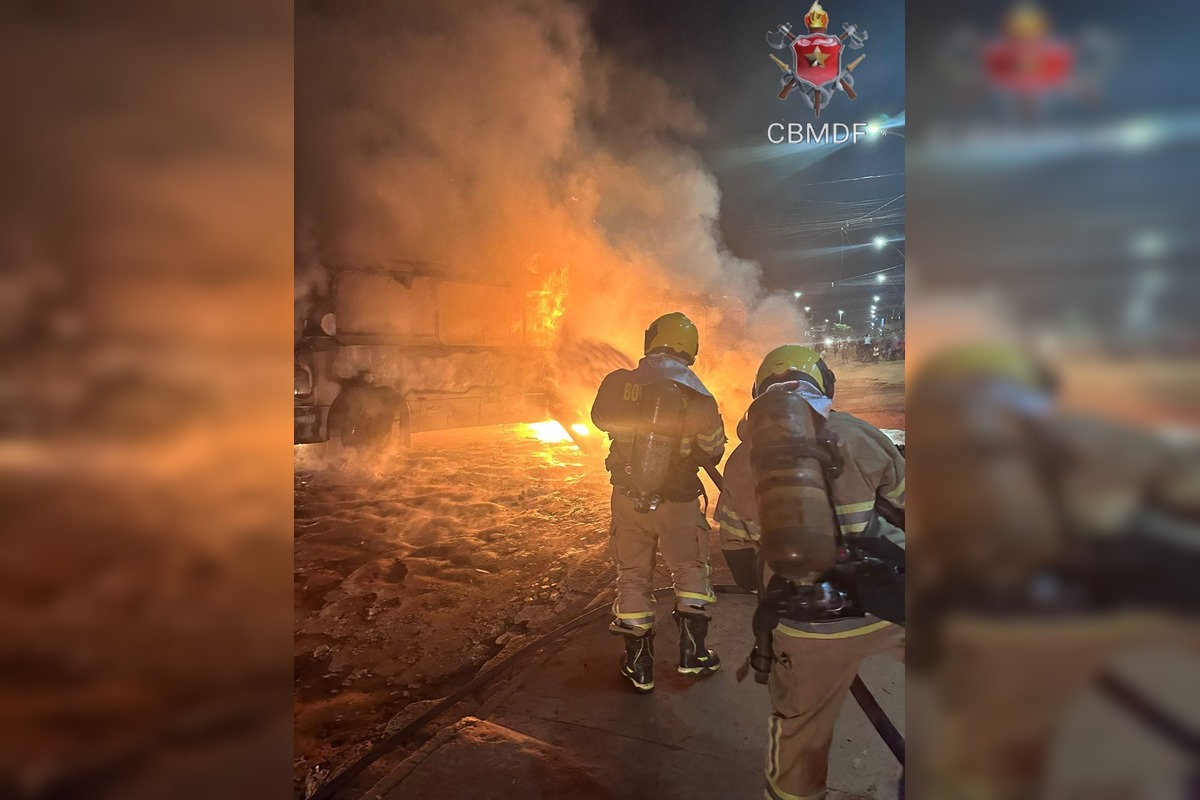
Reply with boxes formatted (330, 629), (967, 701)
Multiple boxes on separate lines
(826, 360), (906, 432)
(292, 360), (906, 797)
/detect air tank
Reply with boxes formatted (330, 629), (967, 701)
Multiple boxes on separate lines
(629, 380), (684, 511)
(746, 388), (840, 583)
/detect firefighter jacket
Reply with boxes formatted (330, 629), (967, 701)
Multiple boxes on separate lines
(591, 353), (726, 502)
(715, 406), (905, 636)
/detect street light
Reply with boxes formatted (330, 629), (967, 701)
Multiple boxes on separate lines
(803, 306), (811, 313)
(794, 291), (803, 299)
(873, 295), (880, 303)
(876, 273), (887, 283)
(837, 309), (845, 322)
(873, 236), (887, 249)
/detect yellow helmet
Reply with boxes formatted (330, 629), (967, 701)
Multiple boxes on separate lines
(916, 343), (1053, 393)
(644, 312), (700, 365)
(754, 344), (835, 399)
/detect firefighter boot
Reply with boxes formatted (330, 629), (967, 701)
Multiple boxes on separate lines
(618, 630), (655, 693)
(675, 609), (721, 676)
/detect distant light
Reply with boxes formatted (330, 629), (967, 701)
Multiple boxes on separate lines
(876, 274), (886, 283)
(873, 295), (880, 302)
(803, 306), (811, 312)
(873, 236), (887, 249)
(866, 121), (882, 138)
(794, 291), (803, 298)
(1120, 119), (1161, 151)
(824, 338), (834, 347)
(1131, 231), (1167, 260)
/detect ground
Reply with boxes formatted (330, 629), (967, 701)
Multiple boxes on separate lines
(293, 360), (906, 797)
(826, 360), (906, 432)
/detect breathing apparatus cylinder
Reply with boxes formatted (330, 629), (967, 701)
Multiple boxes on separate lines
(627, 379), (685, 513)
(746, 388), (840, 584)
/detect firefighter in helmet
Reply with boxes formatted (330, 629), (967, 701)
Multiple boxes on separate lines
(714, 344), (905, 800)
(906, 343), (1200, 799)
(591, 312), (727, 693)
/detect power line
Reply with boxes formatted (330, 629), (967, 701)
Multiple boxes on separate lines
(793, 171), (903, 187)
(841, 193), (906, 229)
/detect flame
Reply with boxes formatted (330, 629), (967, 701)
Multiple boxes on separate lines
(805, 0), (829, 30)
(521, 420), (592, 443)
(524, 420), (572, 443)
(526, 266), (570, 347)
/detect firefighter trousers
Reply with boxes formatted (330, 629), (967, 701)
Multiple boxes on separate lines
(608, 490), (715, 634)
(912, 614), (1200, 800)
(765, 620), (905, 800)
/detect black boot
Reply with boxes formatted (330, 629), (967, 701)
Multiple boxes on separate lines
(675, 609), (720, 676)
(618, 630), (655, 692)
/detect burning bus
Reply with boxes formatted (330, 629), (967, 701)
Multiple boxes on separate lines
(294, 258), (749, 448)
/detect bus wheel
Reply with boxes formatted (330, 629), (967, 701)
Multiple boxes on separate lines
(330, 387), (398, 449)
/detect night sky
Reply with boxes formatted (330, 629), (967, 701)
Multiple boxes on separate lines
(592, 0), (1200, 340)
(593, 0), (907, 333)
(904, 0), (1200, 335)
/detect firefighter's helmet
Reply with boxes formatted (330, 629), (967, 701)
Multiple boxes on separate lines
(916, 343), (1054, 394)
(753, 344), (836, 399)
(804, 1), (829, 32)
(644, 312), (700, 365)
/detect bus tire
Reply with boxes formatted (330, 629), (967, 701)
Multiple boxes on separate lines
(329, 387), (399, 449)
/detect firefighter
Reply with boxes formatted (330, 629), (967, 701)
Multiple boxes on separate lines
(906, 344), (1200, 799)
(591, 312), (727, 693)
(714, 344), (905, 800)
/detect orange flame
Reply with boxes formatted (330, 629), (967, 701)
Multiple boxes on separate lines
(526, 266), (570, 347)
(521, 420), (591, 443)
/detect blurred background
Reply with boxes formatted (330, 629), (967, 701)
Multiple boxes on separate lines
(0, 2), (294, 798)
(906, 0), (1200, 797)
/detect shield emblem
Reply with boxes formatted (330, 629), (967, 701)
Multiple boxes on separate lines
(791, 33), (842, 89)
(983, 37), (1073, 94)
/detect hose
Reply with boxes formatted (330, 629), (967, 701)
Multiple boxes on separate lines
(310, 581), (910, 800)
(1096, 670), (1200, 759)
(310, 584), (750, 800)
(850, 675), (905, 764)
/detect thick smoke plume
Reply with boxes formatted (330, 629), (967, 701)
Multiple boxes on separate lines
(297, 0), (804, 429)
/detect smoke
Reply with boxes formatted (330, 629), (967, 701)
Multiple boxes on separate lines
(296, 0), (804, 430)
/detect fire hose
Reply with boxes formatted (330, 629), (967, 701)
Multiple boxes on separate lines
(308, 583), (905, 800)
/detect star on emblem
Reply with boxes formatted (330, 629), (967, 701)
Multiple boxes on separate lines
(806, 47), (830, 67)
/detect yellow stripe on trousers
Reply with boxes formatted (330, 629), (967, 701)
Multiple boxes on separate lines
(776, 619), (893, 639)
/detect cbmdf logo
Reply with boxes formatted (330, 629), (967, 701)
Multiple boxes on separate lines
(767, 1), (868, 118)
